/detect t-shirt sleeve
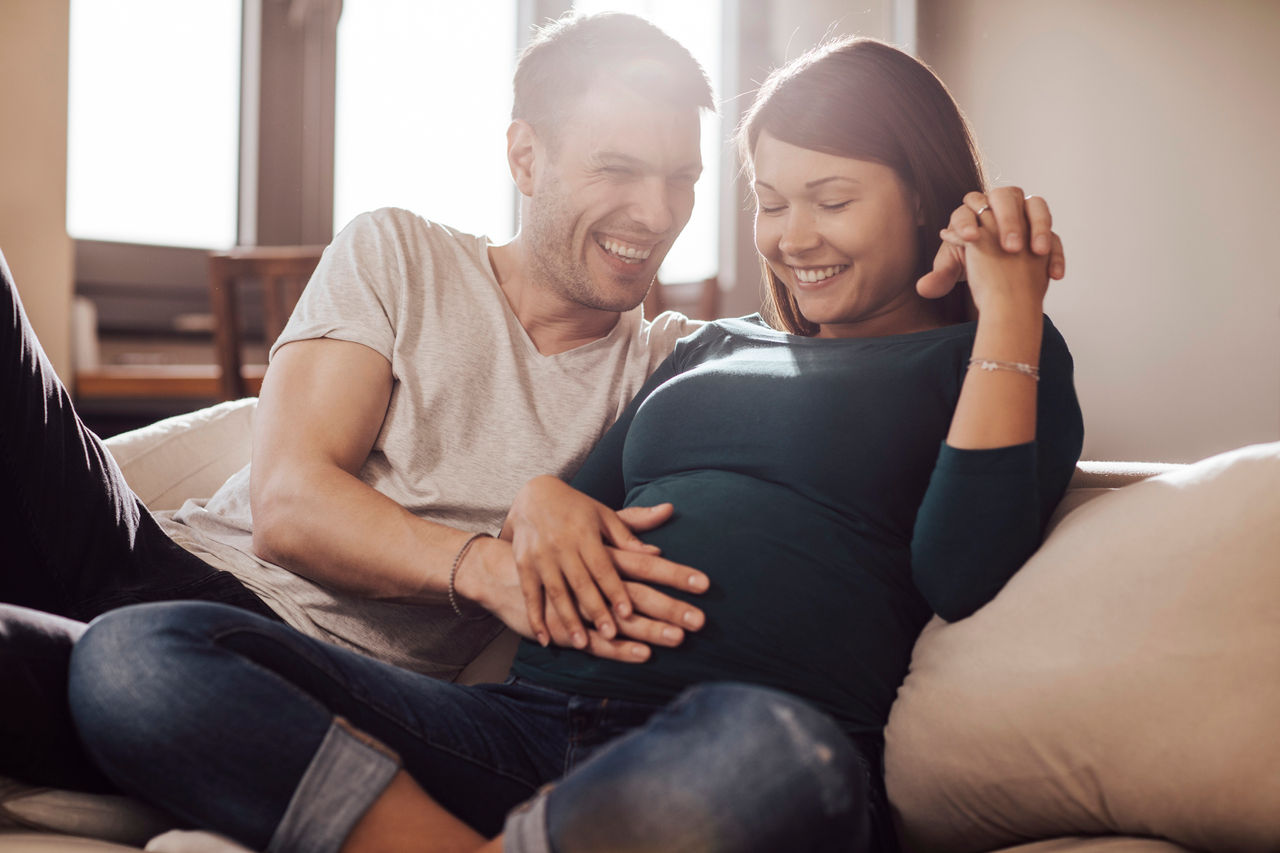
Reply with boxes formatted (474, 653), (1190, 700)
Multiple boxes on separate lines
(570, 343), (688, 509)
(909, 316), (1085, 621)
(269, 210), (404, 363)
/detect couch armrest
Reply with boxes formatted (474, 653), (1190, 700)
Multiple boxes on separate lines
(1068, 459), (1184, 490)
(103, 398), (257, 511)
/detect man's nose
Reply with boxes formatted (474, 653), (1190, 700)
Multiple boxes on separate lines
(628, 177), (676, 234)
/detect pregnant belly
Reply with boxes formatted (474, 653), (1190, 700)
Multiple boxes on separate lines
(619, 472), (919, 716)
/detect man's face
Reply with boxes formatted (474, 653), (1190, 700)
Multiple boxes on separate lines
(523, 79), (702, 312)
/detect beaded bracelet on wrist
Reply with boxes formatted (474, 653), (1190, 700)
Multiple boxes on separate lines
(448, 532), (493, 621)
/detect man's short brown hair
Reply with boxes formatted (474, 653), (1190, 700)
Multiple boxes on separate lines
(513, 12), (715, 145)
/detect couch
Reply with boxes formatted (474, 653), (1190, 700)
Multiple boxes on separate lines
(2, 398), (1276, 852)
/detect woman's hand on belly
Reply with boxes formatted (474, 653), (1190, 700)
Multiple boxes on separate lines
(502, 476), (709, 658)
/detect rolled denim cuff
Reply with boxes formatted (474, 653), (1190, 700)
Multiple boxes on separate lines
(266, 718), (401, 853)
(502, 789), (553, 853)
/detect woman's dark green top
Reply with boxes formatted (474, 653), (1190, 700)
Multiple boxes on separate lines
(512, 315), (1084, 736)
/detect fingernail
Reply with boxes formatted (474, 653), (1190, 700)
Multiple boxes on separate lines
(599, 621), (616, 639)
(662, 626), (683, 642)
(1005, 234), (1021, 251)
(573, 631), (587, 648)
(683, 611), (702, 628)
(1034, 235), (1050, 254)
(537, 632), (549, 647)
(630, 645), (648, 660)
(688, 574), (708, 591)
(616, 601), (632, 618)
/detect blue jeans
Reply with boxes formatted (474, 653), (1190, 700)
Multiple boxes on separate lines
(70, 602), (890, 853)
(0, 249), (279, 790)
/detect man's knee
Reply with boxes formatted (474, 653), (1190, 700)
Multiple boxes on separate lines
(68, 602), (233, 761)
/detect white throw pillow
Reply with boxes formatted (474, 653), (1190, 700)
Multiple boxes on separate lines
(104, 398), (256, 511)
(885, 441), (1280, 853)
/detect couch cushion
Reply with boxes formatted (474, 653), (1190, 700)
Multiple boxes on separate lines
(0, 774), (171, 848)
(992, 840), (1195, 853)
(0, 832), (142, 851)
(885, 441), (1280, 853)
(103, 399), (256, 511)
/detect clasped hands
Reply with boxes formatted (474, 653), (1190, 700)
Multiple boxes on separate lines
(918, 186), (1065, 310)
(464, 189), (1064, 663)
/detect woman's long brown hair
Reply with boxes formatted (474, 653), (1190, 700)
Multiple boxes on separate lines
(738, 38), (987, 335)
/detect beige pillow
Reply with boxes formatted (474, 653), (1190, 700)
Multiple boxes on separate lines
(885, 441), (1280, 853)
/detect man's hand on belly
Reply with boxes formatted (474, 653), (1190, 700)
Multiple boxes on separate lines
(491, 476), (709, 662)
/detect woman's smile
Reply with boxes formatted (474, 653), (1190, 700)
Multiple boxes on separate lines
(790, 264), (849, 285)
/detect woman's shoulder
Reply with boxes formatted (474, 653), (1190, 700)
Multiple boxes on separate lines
(662, 314), (779, 369)
(670, 313), (770, 346)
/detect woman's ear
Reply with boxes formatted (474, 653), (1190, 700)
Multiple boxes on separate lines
(507, 120), (538, 197)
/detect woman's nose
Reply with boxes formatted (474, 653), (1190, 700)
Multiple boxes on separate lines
(778, 210), (821, 255)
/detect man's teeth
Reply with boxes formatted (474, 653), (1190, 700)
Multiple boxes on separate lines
(793, 265), (847, 283)
(599, 239), (652, 263)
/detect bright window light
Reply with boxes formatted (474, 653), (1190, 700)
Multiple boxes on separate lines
(66, 0), (241, 248)
(573, 0), (722, 282)
(334, 1), (517, 241)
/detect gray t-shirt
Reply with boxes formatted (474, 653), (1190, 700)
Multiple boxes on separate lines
(159, 207), (697, 678)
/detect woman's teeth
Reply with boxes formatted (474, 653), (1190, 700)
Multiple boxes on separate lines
(599, 238), (652, 263)
(793, 265), (847, 283)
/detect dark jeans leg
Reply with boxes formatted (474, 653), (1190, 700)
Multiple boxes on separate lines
(0, 250), (278, 790)
(0, 248), (270, 620)
(71, 602), (894, 853)
(69, 602), (571, 853)
(0, 605), (113, 791)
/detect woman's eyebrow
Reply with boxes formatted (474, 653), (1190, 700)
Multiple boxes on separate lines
(754, 176), (863, 191)
(805, 175), (863, 189)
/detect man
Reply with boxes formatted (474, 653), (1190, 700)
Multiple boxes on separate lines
(1, 12), (715, 792)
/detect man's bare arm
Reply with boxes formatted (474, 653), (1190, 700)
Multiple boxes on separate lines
(250, 337), (474, 602)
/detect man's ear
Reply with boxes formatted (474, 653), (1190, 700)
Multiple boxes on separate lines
(507, 119), (538, 197)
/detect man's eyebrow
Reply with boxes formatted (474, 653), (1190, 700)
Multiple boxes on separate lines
(597, 151), (702, 173)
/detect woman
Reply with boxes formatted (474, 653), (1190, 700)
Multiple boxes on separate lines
(69, 37), (1082, 853)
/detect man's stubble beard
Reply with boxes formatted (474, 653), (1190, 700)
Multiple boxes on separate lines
(524, 182), (654, 314)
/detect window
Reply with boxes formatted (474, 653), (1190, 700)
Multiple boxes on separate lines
(333, 0), (518, 241)
(572, 0), (722, 283)
(66, 0), (242, 248)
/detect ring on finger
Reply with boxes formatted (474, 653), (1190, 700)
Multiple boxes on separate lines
(974, 204), (991, 218)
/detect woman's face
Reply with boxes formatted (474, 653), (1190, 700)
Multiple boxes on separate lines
(752, 132), (941, 338)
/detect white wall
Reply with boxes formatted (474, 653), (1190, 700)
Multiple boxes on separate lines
(0, 0), (73, 380)
(918, 0), (1280, 462)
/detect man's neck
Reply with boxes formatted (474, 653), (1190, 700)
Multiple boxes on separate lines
(487, 239), (624, 355)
